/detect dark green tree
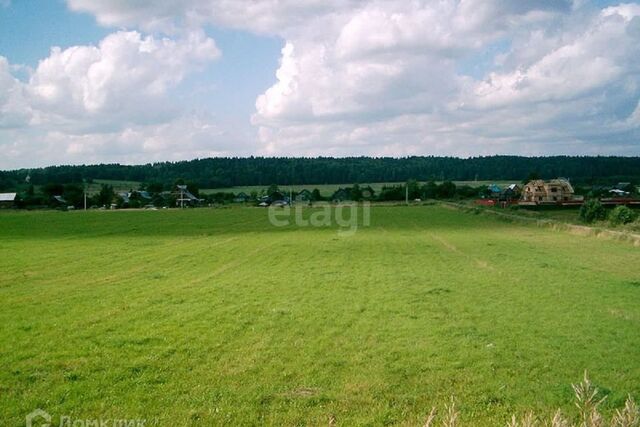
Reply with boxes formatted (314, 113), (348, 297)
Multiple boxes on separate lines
(579, 199), (607, 223)
(350, 183), (363, 201)
(63, 184), (84, 207)
(267, 184), (280, 197)
(42, 183), (64, 199)
(406, 179), (420, 199)
(437, 181), (457, 199)
(421, 181), (438, 199)
(523, 171), (540, 184)
(95, 184), (115, 207)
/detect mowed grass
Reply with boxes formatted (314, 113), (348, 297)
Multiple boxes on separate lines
(1, 206), (639, 426)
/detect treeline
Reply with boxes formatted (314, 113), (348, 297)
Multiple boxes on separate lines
(2, 156), (640, 191)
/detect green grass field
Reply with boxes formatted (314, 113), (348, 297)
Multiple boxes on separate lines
(87, 179), (142, 195)
(1, 206), (639, 426)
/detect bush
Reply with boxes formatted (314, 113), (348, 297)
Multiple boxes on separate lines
(580, 199), (607, 224)
(609, 206), (638, 226)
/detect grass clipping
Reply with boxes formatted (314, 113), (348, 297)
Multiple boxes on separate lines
(422, 373), (638, 427)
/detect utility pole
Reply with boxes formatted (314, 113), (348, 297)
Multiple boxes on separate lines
(406, 183), (409, 205)
(83, 178), (87, 211)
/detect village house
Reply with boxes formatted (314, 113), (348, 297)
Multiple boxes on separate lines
(521, 179), (575, 204)
(500, 184), (521, 201)
(295, 189), (312, 203)
(331, 188), (350, 202)
(0, 192), (17, 208)
(175, 185), (203, 207)
(233, 192), (250, 203)
(360, 186), (375, 200)
(51, 195), (68, 207)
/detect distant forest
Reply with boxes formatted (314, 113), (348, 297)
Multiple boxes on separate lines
(1, 156), (639, 190)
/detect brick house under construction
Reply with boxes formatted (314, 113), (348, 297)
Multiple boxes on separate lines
(521, 179), (575, 204)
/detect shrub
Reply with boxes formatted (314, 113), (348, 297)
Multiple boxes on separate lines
(609, 206), (638, 226)
(580, 199), (607, 224)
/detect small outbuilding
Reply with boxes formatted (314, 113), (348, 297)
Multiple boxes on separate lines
(500, 184), (521, 202)
(295, 189), (312, 202)
(0, 192), (17, 208)
(233, 192), (250, 203)
(331, 188), (351, 202)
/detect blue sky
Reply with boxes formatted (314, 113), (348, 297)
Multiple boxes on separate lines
(0, 0), (639, 168)
(0, 1), (108, 67)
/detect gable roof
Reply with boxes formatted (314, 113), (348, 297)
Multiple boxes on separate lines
(488, 184), (502, 193)
(118, 192), (130, 203)
(0, 193), (16, 202)
(332, 188), (351, 200)
(176, 185), (200, 201)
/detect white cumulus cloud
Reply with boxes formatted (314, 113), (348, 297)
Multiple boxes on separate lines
(0, 29), (231, 167)
(2, 0), (640, 168)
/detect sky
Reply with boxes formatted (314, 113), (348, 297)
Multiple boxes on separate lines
(0, 0), (639, 169)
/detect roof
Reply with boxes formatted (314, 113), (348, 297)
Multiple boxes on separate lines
(609, 189), (629, 195)
(118, 192), (130, 203)
(0, 192), (16, 202)
(53, 195), (67, 204)
(176, 186), (200, 201)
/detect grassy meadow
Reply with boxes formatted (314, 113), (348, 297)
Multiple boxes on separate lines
(1, 205), (639, 425)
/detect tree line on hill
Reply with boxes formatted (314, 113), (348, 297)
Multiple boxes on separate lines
(2, 156), (640, 192)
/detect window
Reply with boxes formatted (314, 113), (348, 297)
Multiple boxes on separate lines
(551, 187), (558, 193)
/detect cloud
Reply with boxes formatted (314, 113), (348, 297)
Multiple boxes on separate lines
(0, 57), (32, 129)
(27, 30), (219, 131)
(66, 0), (361, 35)
(250, 1), (640, 156)
(3, 0), (640, 168)
(0, 30), (228, 168)
(0, 112), (254, 168)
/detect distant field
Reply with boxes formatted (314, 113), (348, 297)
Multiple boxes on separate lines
(87, 179), (142, 195)
(201, 180), (516, 196)
(1, 206), (638, 425)
(81, 179), (515, 198)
